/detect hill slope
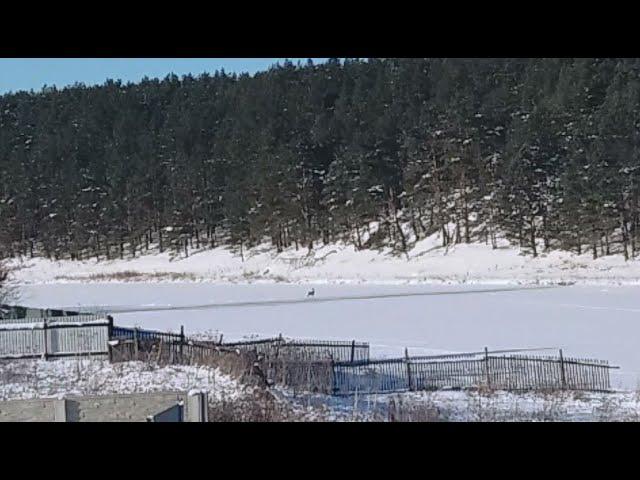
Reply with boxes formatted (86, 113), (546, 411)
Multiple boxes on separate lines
(8, 232), (640, 285)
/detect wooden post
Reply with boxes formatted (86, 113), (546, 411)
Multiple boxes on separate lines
(559, 349), (566, 390)
(350, 340), (356, 363)
(484, 347), (491, 389)
(405, 348), (413, 391)
(42, 318), (49, 361)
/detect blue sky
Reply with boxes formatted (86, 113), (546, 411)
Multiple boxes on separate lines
(0, 58), (330, 94)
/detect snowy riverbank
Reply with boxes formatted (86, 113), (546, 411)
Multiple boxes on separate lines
(6, 234), (640, 286)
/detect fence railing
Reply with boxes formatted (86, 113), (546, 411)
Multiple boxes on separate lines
(0, 315), (112, 359)
(0, 314), (107, 326)
(0, 304), (91, 320)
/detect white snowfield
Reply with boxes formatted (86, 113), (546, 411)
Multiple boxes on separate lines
(7, 233), (640, 286)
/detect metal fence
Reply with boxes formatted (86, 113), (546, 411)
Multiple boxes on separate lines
(330, 350), (616, 395)
(0, 315), (111, 359)
(110, 326), (184, 344)
(106, 326), (616, 395)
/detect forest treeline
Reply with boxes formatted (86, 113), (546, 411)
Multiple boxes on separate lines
(1, 58), (639, 262)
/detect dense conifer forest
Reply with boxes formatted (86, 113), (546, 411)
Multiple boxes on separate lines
(1, 58), (640, 261)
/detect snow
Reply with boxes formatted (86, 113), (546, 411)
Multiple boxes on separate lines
(8, 233), (640, 286)
(284, 388), (640, 422)
(13, 282), (640, 390)
(0, 357), (248, 402)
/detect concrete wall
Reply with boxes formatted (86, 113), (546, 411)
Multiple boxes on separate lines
(66, 392), (187, 422)
(0, 398), (60, 422)
(0, 391), (208, 422)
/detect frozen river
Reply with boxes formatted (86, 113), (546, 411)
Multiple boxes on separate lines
(16, 283), (640, 389)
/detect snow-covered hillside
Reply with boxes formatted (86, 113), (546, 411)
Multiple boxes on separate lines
(0, 358), (246, 402)
(7, 233), (640, 286)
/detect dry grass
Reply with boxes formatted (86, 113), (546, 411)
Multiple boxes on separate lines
(54, 271), (198, 282)
(208, 389), (322, 422)
(387, 393), (448, 422)
(109, 339), (270, 389)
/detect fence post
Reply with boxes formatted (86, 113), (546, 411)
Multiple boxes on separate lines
(559, 349), (566, 390)
(484, 347), (491, 389)
(350, 340), (356, 363)
(42, 318), (49, 361)
(275, 333), (283, 360)
(179, 325), (185, 362)
(133, 327), (139, 359)
(107, 315), (114, 362)
(405, 347), (413, 391)
(329, 354), (337, 395)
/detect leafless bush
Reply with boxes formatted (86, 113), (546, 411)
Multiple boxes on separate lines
(110, 339), (268, 388)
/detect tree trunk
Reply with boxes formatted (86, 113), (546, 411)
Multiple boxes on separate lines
(621, 212), (630, 261)
(530, 220), (537, 258)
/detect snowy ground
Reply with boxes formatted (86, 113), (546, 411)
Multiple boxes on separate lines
(7, 234), (640, 286)
(3, 356), (638, 421)
(0, 358), (363, 422)
(0, 357), (247, 402)
(283, 388), (640, 422)
(14, 282), (640, 390)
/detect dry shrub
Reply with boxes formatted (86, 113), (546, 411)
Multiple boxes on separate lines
(109, 339), (269, 388)
(387, 394), (448, 422)
(208, 389), (318, 422)
(54, 271), (197, 282)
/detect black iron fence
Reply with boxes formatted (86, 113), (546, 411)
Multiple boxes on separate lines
(110, 325), (184, 344)
(106, 323), (617, 395)
(330, 350), (616, 395)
